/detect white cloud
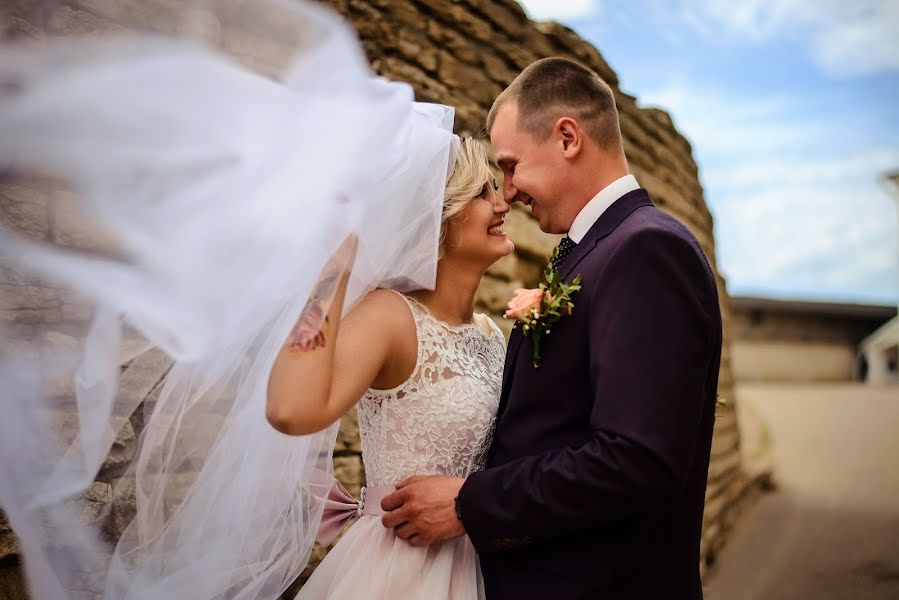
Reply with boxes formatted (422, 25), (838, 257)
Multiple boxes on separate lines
(680, 0), (899, 77)
(517, 0), (601, 22)
(706, 149), (899, 191)
(640, 80), (899, 303)
(715, 183), (897, 301)
(639, 82), (815, 153)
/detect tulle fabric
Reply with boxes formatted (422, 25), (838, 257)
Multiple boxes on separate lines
(298, 517), (485, 600)
(0, 1), (457, 598)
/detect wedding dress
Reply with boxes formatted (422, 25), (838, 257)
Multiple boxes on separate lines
(300, 293), (505, 600)
(0, 1), (465, 598)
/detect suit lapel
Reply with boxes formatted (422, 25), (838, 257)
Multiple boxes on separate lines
(502, 325), (524, 391)
(496, 325), (523, 420)
(560, 189), (654, 280)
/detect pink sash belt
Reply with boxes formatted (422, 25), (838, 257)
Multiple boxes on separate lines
(314, 473), (396, 546)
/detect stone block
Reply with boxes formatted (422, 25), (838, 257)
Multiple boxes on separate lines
(333, 455), (364, 498)
(467, 0), (529, 41)
(335, 408), (362, 454)
(0, 561), (27, 600)
(0, 197), (49, 241)
(426, 19), (481, 66)
(481, 51), (518, 86)
(0, 513), (17, 561)
(396, 29), (438, 72)
(504, 206), (560, 260)
(476, 274), (523, 313)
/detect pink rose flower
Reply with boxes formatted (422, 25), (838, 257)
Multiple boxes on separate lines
(505, 288), (543, 321)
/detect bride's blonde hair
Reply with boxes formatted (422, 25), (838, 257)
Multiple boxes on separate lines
(439, 136), (491, 257)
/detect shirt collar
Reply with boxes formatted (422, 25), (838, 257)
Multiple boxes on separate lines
(568, 174), (640, 243)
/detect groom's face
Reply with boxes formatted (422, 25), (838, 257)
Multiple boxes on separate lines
(490, 102), (568, 234)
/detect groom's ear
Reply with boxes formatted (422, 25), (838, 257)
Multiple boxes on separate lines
(556, 117), (582, 158)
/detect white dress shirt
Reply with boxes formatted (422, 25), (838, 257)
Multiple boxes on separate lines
(567, 174), (640, 243)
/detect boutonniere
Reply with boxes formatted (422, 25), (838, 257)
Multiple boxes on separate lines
(504, 244), (582, 368)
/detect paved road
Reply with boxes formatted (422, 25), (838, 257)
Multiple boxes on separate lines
(706, 383), (899, 600)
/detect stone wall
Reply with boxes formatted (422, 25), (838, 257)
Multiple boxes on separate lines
(0, 0), (751, 596)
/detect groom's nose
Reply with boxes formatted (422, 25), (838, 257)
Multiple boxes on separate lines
(503, 176), (518, 204)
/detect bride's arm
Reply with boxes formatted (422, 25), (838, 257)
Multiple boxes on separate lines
(266, 249), (411, 436)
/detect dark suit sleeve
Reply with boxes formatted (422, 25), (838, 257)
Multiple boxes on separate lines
(458, 228), (719, 553)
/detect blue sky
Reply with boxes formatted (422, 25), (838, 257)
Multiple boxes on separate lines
(518, 0), (899, 305)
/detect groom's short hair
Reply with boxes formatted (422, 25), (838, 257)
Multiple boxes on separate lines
(487, 57), (621, 151)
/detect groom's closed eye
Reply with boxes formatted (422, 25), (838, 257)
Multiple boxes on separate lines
(498, 160), (516, 175)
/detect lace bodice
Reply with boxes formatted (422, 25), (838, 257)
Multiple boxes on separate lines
(357, 293), (506, 486)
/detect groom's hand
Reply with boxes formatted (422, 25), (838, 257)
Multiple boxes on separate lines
(380, 475), (466, 547)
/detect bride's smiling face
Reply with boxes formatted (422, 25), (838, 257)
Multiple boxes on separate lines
(439, 138), (514, 267)
(443, 172), (514, 265)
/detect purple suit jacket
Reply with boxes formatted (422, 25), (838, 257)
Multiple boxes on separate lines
(458, 189), (722, 599)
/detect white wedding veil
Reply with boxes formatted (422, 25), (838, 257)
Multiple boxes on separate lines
(0, 1), (458, 598)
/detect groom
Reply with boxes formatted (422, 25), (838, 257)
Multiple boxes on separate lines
(381, 57), (722, 599)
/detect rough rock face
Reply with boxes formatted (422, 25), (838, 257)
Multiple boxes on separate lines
(0, 0), (748, 596)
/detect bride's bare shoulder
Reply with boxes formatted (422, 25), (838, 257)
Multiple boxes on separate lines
(347, 289), (416, 338)
(355, 288), (409, 312)
(348, 289), (418, 388)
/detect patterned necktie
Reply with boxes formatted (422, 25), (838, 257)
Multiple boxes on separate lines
(551, 236), (577, 271)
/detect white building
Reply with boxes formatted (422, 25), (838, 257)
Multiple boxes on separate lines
(859, 316), (899, 383)
(863, 171), (899, 384)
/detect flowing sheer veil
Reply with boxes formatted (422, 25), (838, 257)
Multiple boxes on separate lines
(0, 1), (458, 598)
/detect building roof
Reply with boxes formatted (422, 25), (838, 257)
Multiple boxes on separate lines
(731, 296), (898, 321)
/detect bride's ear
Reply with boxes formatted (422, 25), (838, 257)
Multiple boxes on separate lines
(556, 117), (582, 158)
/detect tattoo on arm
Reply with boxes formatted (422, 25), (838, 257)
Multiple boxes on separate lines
(288, 268), (342, 353)
(288, 303), (329, 353)
(287, 234), (358, 355)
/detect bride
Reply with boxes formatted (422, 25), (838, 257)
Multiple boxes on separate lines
(0, 1), (511, 598)
(267, 136), (512, 599)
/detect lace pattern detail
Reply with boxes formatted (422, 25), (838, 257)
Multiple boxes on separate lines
(357, 293), (505, 486)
